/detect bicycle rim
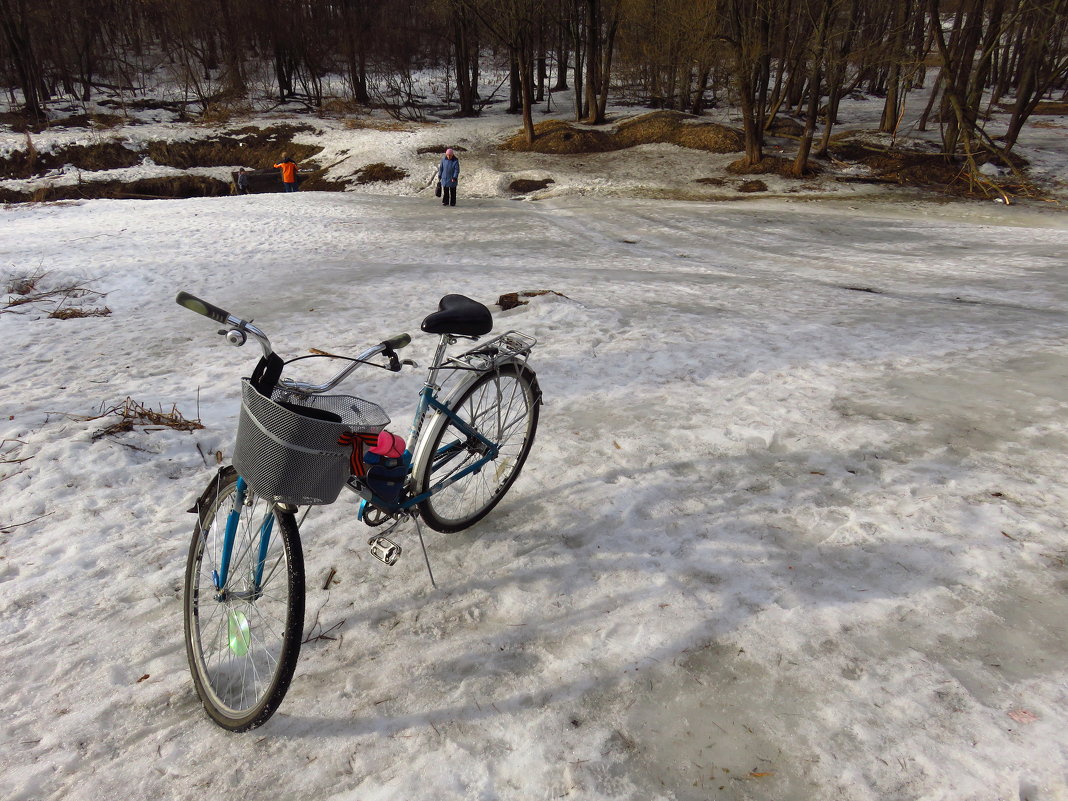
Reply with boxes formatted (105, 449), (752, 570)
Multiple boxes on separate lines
(184, 468), (304, 730)
(417, 365), (539, 532)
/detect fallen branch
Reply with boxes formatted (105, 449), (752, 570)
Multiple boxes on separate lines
(68, 397), (206, 442)
(0, 511), (54, 534)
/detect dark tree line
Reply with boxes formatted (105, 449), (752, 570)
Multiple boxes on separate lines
(2, 0), (1066, 172)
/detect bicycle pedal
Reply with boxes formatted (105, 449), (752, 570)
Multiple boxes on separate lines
(369, 536), (401, 566)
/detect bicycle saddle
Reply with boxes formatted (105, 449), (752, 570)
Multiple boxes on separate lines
(421, 294), (493, 337)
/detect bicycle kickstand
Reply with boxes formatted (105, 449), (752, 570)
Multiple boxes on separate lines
(412, 516), (438, 590)
(367, 514), (437, 590)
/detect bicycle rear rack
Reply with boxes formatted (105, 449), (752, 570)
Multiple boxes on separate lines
(442, 330), (537, 372)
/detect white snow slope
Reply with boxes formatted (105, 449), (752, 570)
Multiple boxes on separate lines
(1, 87), (1068, 801)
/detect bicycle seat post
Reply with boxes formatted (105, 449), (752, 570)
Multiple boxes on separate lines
(408, 334), (454, 445)
(424, 334), (455, 391)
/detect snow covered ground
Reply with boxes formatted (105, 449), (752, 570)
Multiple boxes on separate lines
(2, 186), (1067, 801)
(2, 85), (1068, 801)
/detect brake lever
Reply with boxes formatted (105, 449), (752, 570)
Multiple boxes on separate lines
(382, 345), (402, 372)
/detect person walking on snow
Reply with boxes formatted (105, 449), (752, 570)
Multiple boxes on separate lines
(438, 148), (459, 206)
(274, 153), (298, 192)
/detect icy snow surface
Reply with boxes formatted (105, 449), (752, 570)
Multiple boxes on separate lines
(1, 189), (1067, 801)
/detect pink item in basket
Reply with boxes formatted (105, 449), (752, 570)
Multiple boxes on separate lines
(369, 430), (406, 459)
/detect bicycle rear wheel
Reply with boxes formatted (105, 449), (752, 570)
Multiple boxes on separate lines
(183, 466), (305, 731)
(416, 363), (540, 533)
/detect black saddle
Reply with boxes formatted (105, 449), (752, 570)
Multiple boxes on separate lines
(421, 294), (492, 337)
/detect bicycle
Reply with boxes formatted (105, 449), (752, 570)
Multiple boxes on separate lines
(175, 291), (541, 731)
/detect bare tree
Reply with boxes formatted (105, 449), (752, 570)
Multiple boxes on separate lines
(721, 0), (775, 166)
(466, 0), (544, 142)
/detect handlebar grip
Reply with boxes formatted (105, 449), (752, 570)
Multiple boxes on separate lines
(383, 332), (412, 350)
(176, 291), (230, 324)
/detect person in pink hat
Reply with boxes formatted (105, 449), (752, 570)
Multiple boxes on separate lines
(438, 147), (460, 206)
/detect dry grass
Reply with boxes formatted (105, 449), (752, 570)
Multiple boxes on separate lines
(3, 276), (110, 316)
(49, 307), (111, 319)
(1032, 102), (1068, 116)
(89, 397), (204, 442)
(500, 119), (615, 154)
(342, 117), (421, 132)
(6, 269), (44, 295)
(826, 133), (1043, 199)
(615, 111), (743, 152)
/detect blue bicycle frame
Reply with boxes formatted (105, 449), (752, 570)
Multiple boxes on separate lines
(213, 476), (275, 593)
(212, 383), (500, 587)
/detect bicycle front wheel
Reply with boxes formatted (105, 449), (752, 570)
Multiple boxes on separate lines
(183, 466), (305, 731)
(417, 363), (540, 533)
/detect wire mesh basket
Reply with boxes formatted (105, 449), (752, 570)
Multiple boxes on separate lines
(232, 378), (390, 505)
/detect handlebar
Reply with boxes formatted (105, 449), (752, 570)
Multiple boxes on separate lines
(383, 332), (412, 350)
(176, 291), (274, 359)
(176, 290), (412, 394)
(176, 291), (230, 324)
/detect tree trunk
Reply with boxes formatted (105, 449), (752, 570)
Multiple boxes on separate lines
(880, 0), (909, 131)
(0, 0), (47, 121)
(792, 0), (831, 177)
(596, 11), (619, 121)
(452, 2), (477, 115)
(508, 52), (520, 114)
(583, 0), (601, 122)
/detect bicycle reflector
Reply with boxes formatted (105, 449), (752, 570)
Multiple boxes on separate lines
(227, 610), (252, 656)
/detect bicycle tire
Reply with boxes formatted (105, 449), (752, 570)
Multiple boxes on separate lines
(416, 363), (540, 533)
(183, 466), (305, 731)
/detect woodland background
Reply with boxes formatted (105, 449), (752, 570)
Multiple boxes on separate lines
(1, 0), (1066, 183)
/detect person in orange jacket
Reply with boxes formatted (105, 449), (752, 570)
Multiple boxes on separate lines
(273, 153), (298, 192)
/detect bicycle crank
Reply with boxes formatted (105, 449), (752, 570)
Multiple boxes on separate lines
(369, 536), (401, 566)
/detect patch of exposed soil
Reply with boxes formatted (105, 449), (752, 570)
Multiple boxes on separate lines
(417, 144), (468, 155)
(353, 162), (408, 184)
(509, 178), (554, 193)
(0, 141), (142, 179)
(0, 123), (323, 181)
(496, 290), (568, 310)
(298, 175), (350, 192)
(501, 111), (743, 155)
(146, 125), (322, 170)
(726, 155), (802, 176)
(50, 113), (130, 129)
(766, 117), (805, 137)
(824, 135), (1021, 196)
(1, 175), (231, 203)
(1026, 101), (1068, 116)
